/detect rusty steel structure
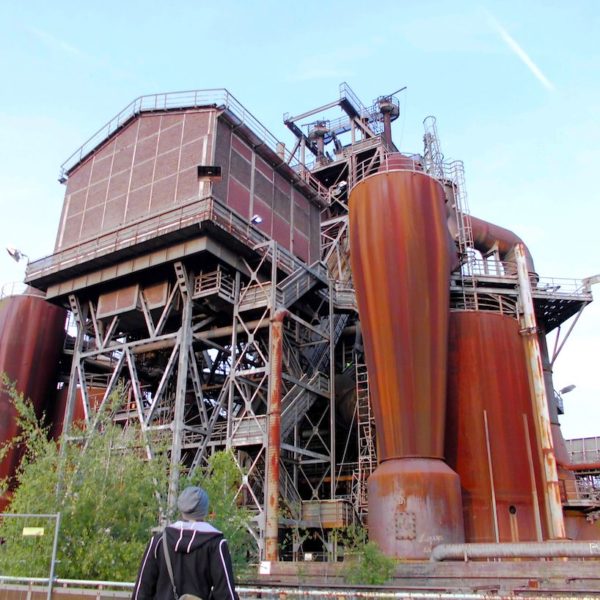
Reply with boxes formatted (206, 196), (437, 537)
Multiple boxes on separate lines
(0, 82), (593, 573)
(0, 289), (66, 509)
(349, 167), (464, 558)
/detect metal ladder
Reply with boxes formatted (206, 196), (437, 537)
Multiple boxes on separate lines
(448, 160), (476, 309)
(354, 362), (377, 516)
(423, 117), (476, 308)
(422, 116), (445, 180)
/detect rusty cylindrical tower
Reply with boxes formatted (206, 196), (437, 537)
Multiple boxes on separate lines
(445, 311), (546, 543)
(349, 161), (464, 558)
(0, 291), (65, 509)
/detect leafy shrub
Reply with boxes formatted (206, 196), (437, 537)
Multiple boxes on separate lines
(0, 374), (254, 582)
(339, 523), (396, 586)
(187, 449), (256, 576)
(0, 374), (169, 581)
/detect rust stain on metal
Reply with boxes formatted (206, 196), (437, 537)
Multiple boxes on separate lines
(350, 165), (464, 558)
(265, 309), (287, 561)
(515, 244), (566, 540)
(349, 168), (452, 460)
(445, 311), (547, 543)
(368, 458), (464, 558)
(0, 294), (65, 509)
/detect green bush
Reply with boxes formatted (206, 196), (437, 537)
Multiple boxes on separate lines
(0, 374), (254, 582)
(0, 374), (169, 581)
(187, 449), (256, 576)
(339, 523), (396, 586)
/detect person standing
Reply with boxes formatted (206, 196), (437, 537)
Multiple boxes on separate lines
(132, 486), (239, 600)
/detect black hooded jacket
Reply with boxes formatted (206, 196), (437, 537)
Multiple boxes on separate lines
(132, 521), (238, 600)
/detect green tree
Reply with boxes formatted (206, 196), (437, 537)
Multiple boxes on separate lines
(187, 449), (256, 576)
(0, 374), (255, 582)
(0, 373), (169, 581)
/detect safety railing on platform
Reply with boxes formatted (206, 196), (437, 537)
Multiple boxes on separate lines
(59, 89), (327, 204)
(561, 478), (600, 506)
(567, 436), (600, 465)
(0, 282), (45, 299)
(26, 197), (322, 286)
(0, 579), (537, 600)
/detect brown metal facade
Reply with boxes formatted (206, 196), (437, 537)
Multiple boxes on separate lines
(445, 311), (546, 543)
(56, 111), (217, 251)
(212, 119), (320, 263)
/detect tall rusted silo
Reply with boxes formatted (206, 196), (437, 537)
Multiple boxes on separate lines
(349, 158), (464, 558)
(445, 311), (547, 542)
(0, 291), (65, 509)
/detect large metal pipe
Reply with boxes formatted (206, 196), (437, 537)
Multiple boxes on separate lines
(350, 165), (464, 558)
(431, 541), (600, 561)
(264, 308), (288, 561)
(515, 244), (565, 540)
(469, 215), (535, 273)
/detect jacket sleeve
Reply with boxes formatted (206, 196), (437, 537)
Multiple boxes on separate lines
(209, 537), (239, 600)
(132, 536), (160, 600)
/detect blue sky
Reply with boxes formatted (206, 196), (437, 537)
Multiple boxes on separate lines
(0, 0), (598, 438)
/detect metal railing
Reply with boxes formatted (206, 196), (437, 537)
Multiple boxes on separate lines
(193, 267), (235, 303)
(567, 436), (600, 465)
(26, 197), (321, 285)
(450, 290), (519, 318)
(59, 89), (327, 203)
(0, 513), (61, 600)
(0, 282), (45, 299)
(0, 579), (554, 600)
(561, 478), (600, 506)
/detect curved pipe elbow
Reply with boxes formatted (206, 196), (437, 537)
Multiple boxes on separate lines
(468, 215), (536, 274)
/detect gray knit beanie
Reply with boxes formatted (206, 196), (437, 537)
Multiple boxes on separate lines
(177, 486), (209, 521)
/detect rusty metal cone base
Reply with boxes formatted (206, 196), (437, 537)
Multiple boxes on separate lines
(368, 457), (465, 559)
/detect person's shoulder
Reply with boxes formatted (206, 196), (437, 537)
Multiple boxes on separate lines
(169, 520), (224, 535)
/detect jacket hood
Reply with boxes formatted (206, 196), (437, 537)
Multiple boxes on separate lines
(165, 520), (223, 554)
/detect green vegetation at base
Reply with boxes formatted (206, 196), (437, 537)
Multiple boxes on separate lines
(187, 450), (256, 576)
(0, 374), (253, 582)
(339, 523), (396, 586)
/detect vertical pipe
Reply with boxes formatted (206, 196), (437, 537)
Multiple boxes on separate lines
(515, 244), (566, 539)
(483, 410), (500, 543)
(329, 280), (336, 499)
(522, 413), (544, 541)
(382, 111), (392, 149)
(61, 300), (86, 436)
(265, 308), (288, 562)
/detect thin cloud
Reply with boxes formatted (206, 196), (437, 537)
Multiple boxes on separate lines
(25, 26), (132, 80)
(486, 13), (555, 92)
(27, 26), (83, 57)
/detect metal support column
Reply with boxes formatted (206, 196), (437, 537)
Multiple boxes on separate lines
(168, 262), (193, 509)
(265, 309), (287, 561)
(515, 244), (566, 539)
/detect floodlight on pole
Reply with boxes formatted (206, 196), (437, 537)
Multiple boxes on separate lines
(251, 215), (263, 225)
(582, 274), (600, 292)
(6, 247), (29, 264)
(559, 384), (576, 395)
